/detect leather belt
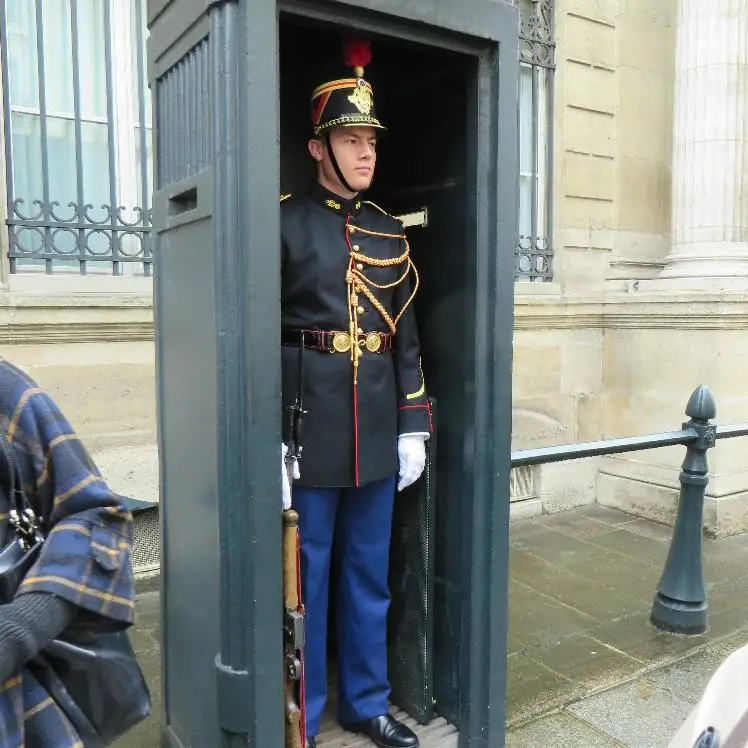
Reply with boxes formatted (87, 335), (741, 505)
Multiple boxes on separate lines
(282, 328), (393, 354)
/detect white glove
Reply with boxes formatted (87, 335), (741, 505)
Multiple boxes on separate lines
(397, 434), (427, 492)
(281, 443), (300, 510)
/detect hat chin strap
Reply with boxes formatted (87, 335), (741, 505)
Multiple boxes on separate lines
(325, 132), (357, 195)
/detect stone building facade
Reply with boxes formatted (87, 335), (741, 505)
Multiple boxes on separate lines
(1, 0), (746, 536)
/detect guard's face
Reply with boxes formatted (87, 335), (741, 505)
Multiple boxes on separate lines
(310, 126), (378, 195)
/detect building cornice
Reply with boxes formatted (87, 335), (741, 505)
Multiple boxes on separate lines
(514, 291), (748, 331)
(0, 292), (154, 344)
(2, 288), (748, 345)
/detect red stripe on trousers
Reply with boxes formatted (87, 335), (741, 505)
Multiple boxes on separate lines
(353, 384), (360, 487)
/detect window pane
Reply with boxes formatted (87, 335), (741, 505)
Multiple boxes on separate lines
(9, 111), (42, 210)
(131, 0), (152, 127)
(519, 64), (534, 176)
(519, 64), (550, 241)
(41, 0), (74, 114)
(518, 175), (532, 238)
(535, 66), (549, 240)
(134, 126), (153, 209)
(6, 0), (39, 108)
(80, 121), (112, 216)
(76, 0), (108, 119)
(45, 117), (78, 205)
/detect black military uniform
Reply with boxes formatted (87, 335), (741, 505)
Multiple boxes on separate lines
(280, 39), (429, 748)
(281, 187), (432, 487)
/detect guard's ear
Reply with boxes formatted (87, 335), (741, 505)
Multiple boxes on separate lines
(308, 137), (324, 162)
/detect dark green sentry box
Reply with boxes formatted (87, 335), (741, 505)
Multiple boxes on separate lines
(147, 1), (518, 746)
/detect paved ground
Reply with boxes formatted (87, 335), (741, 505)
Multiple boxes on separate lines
(116, 505), (748, 747)
(506, 504), (748, 746)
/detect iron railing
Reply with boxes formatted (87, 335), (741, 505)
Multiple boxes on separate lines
(516, 0), (555, 282)
(511, 384), (748, 636)
(0, 0), (152, 275)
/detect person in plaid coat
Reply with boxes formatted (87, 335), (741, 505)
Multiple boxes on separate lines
(0, 356), (136, 746)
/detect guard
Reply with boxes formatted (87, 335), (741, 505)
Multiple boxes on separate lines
(279, 38), (433, 748)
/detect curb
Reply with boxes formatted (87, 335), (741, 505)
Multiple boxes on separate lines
(135, 567), (160, 595)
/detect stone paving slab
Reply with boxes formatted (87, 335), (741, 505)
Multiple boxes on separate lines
(567, 679), (694, 748)
(646, 627), (748, 708)
(507, 712), (625, 747)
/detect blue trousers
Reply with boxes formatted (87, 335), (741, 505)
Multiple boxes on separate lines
(294, 474), (396, 737)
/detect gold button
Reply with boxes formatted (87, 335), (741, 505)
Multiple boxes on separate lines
(356, 263), (364, 270)
(349, 226), (356, 234)
(357, 306), (365, 315)
(352, 245), (360, 251)
(357, 327), (363, 335)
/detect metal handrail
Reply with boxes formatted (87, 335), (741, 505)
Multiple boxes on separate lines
(507, 384), (748, 638)
(511, 423), (748, 467)
(512, 429), (697, 467)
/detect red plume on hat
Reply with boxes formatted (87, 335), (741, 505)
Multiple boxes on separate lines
(343, 38), (372, 79)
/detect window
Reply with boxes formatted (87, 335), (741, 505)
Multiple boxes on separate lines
(0, 0), (152, 275)
(516, 0), (555, 282)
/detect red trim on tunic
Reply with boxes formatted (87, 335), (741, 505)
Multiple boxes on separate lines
(353, 384), (360, 487)
(398, 402), (434, 432)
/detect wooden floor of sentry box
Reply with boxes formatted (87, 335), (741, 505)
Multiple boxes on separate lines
(317, 704), (459, 747)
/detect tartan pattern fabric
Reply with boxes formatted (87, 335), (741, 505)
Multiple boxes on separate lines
(0, 357), (136, 747)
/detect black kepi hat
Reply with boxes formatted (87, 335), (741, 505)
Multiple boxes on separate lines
(310, 39), (386, 137)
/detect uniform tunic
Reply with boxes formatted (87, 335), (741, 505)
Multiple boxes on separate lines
(281, 182), (432, 488)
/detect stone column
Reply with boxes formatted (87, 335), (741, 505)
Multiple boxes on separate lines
(661, 0), (748, 279)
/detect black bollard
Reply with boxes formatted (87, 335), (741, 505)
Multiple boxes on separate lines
(651, 384), (717, 636)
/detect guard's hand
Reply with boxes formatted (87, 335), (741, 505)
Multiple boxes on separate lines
(397, 434), (427, 492)
(281, 443), (300, 510)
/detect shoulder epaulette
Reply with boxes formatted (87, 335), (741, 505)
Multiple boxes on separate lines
(363, 200), (401, 223)
(280, 194), (292, 203)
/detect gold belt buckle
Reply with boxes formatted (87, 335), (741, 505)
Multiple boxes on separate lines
(332, 332), (351, 353)
(365, 332), (382, 353)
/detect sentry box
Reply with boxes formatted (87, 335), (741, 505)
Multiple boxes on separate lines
(148, 1), (518, 746)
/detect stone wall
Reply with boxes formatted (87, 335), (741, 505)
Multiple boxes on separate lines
(0, 288), (159, 503)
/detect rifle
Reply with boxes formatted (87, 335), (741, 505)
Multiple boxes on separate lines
(282, 334), (306, 748)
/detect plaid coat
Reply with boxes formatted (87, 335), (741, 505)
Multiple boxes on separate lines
(0, 357), (135, 747)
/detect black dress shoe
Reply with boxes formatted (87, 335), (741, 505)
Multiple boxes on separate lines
(342, 714), (419, 748)
(305, 737), (316, 748)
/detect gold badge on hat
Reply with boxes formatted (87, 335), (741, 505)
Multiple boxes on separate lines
(348, 83), (374, 115)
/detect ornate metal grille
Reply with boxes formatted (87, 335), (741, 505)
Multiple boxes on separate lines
(0, 0), (152, 275)
(516, 0), (555, 282)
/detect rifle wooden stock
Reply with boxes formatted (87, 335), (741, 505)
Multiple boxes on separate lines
(283, 508), (300, 610)
(283, 506), (304, 748)
(285, 681), (302, 748)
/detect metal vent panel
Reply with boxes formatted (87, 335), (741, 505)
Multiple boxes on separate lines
(155, 38), (211, 188)
(132, 506), (160, 573)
